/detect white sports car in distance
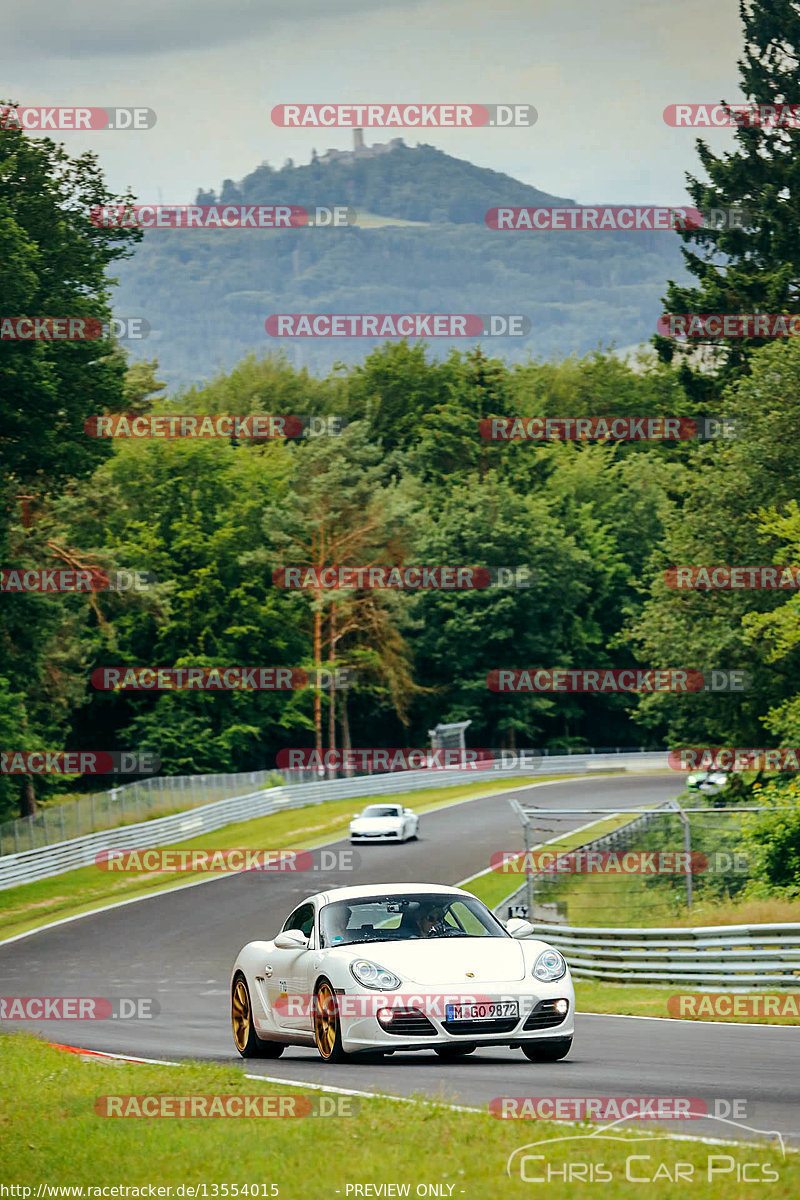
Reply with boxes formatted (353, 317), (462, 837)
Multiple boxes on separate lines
(231, 883), (574, 1063)
(349, 803), (419, 844)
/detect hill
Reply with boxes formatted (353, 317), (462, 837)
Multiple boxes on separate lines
(112, 143), (689, 389)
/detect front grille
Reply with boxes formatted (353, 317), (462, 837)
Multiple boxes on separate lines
(380, 1007), (437, 1036)
(442, 1018), (520, 1036)
(522, 999), (569, 1031)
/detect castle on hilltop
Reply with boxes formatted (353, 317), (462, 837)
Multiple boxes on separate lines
(314, 128), (405, 166)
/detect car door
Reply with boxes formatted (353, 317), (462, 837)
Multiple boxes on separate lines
(265, 901), (317, 1032)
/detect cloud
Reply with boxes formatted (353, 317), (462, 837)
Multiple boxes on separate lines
(7, 0), (423, 58)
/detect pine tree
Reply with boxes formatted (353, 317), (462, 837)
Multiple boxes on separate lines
(655, 0), (800, 399)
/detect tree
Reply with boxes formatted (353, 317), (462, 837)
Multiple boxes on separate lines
(250, 421), (418, 760)
(0, 115), (141, 817)
(628, 338), (800, 745)
(655, 0), (800, 394)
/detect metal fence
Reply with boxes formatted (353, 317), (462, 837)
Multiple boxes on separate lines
(0, 770), (283, 857)
(494, 800), (800, 986)
(0, 751), (666, 889)
(522, 920), (800, 987)
(498, 801), (676, 922)
(0, 746), (666, 858)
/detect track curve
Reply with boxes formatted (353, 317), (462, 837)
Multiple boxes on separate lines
(2, 774), (798, 1143)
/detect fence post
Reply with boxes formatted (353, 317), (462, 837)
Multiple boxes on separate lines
(60, 805), (66, 841)
(90, 792), (95, 833)
(671, 797), (692, 910)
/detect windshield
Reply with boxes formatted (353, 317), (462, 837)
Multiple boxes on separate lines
(360, 805), (402, 818)
(319, 893), (508, 947)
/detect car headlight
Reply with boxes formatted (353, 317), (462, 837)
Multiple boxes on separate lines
(532, 948), (567, 982)
(349, 959), (402, 990)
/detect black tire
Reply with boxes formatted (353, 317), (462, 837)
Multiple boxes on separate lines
(231, 974), (285, 1058)
(313, 978), (349, 1063)
(435, 1044), (477, 1059)
(521, 1037), (573, 1062)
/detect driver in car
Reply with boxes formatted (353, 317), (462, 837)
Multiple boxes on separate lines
(415, 901), (446, 938)
(322, 904), (352, 946)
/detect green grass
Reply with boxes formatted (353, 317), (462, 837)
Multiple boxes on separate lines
(574, 980), (800, 1025)
(464, 812), (641, 911)
(1, 1034), (794, 1197)
(0, 776), (542, 942)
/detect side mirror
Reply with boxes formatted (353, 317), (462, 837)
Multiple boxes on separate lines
(404, 808), (414, 815)
(351, 812), (360, 819)
(505, 918), (535, 939)
(274, 930), (309, 950)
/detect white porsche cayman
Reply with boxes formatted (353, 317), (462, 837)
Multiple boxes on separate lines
(349, 803), (419, 844)
(230, 883), (574, 1063)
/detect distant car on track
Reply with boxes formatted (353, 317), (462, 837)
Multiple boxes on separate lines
(686, 769), (729, 795)
(349, 802), (419, 844)
(230, 882), (574, 1063)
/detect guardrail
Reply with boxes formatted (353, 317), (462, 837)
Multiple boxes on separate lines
(525, 920), (800, 987)
(0, 751), (667, 889)
(0, 769), (283, 857)
(0, 744), (666, 855)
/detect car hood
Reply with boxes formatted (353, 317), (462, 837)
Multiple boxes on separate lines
(340, 938), (528, 984)
(350, 816), (402, 830)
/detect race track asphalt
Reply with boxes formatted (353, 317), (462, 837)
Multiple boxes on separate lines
(2, 773), (798, 1145)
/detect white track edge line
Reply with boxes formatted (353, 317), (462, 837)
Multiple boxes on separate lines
(42, 1041), (797, 1149)
(0, 776), (559, 946)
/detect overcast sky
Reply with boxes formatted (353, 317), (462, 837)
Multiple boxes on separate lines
(3, 0), (747, 205)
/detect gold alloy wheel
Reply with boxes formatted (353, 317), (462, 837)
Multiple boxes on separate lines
(314, 982), (338, 1059)
(232, 979), (251, 1052)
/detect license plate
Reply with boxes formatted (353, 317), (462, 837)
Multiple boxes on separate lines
(445, 1001), (519, 1022)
